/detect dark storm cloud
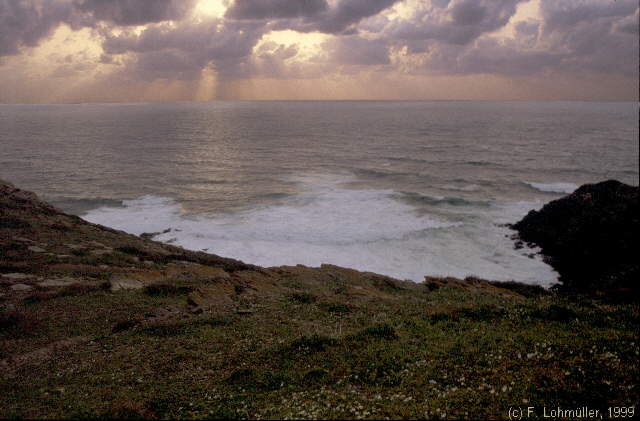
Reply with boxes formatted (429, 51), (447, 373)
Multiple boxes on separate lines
(225, 0), (328, 20)
(0, 0), (199, 58)
(1, 0), (638, 86)
(226, 0), (401, 34)
(530, 0), (637, 76)
(0, 0), (73, 57)
(100, 0), (402, 82)
(540, 0), (638, 32)
(418, 0), (639, 77)
(391, 0), (526, 46)
(103, 18), (267, 80)
(92, 0), (640, 82)
(313, 0), (401, 34)
(74, 0), (198, 26)
(103, 19), (264, 59)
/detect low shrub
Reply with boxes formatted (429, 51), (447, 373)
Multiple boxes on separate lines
(288, 292), (317, 304)
(112, 319), (140, 333)
(304, 368), (329, 382)
(290, 334), (337, 352)
(352, 323), (398, 341)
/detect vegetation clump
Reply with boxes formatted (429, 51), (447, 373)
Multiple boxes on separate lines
(352, 323), (399, 341)
(288, 292), (317, 304)
(290, 334), (338, 353)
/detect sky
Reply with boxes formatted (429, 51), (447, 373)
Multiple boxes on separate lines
(0, 0), (638, 103)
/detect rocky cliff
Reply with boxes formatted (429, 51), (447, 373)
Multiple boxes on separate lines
(513, 180), (638, 297)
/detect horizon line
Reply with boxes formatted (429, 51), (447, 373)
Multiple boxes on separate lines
(2, 98), (639, 106)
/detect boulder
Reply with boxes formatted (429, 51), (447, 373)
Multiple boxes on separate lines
(110, 279), (144, 291)
(38, 278), (78, 287)
(513, 180), (638, 295)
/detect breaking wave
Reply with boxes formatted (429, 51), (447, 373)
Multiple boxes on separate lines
(83, 177), (558, 286)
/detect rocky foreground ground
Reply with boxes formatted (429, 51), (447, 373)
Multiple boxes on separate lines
(1, 179), (638, 419)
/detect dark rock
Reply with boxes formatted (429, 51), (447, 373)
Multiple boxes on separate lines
(513, 180), (638, 296)
(141, 228), (171, 240)
(487, 280), (550, 298)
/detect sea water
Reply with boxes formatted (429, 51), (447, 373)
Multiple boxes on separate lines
(1, 101), (638, 286)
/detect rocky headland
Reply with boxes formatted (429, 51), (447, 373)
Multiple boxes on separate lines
(513, 180), (638, 299)
(1, 178), (638, 419)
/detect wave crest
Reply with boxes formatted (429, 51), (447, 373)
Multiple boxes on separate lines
(524, 182), (578, 194)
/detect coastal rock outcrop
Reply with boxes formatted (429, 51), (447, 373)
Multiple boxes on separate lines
(513, 180), (638, 296)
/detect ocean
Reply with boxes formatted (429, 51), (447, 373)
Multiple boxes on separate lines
(1, 101), (638, 287)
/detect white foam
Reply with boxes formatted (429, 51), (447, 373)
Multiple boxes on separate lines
(83, 180), (558, 287)
(525, 181), (578, 194)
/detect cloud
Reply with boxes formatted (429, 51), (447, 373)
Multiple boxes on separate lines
(390, 0), (526, 46)
(324, 35), (391, 65)
(0, 0), (199, 58)
(126, 49), (204, 80)
(225, 0), (328, 20)
(88, 0), (640, 83)
(226, 0), (401, 34)
(614, 8), (639, 35)
(540, 0), (638, 32)
(313, 0), (401, 34)
(0, 0), (73, 57)
(1, 0), (638, 102)
(50, 61), (95, 78)
(103, 18), (267, 81)
(536, 0), (639, 76)
(249, 41), (307, 79)
(74, 0), (198, 26)
(411, 0), (639, 78)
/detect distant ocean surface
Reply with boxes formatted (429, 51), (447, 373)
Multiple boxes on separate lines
(1, 101), (638, 286)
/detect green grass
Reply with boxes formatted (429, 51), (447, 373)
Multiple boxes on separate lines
(1, 282), (638, 419)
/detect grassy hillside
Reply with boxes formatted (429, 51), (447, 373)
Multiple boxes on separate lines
(1, 179), (638, 419)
